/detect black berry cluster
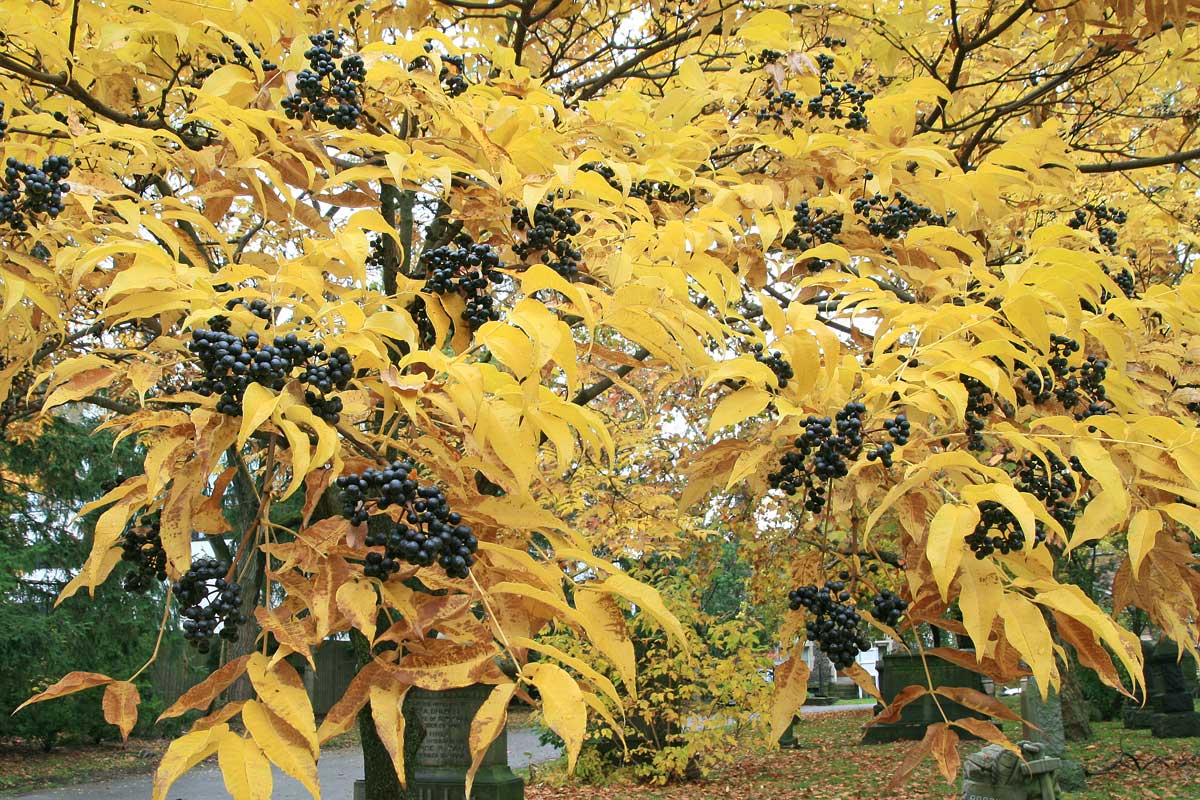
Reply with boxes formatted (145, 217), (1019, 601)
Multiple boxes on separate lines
(965, 500), (1045, 558)
(578, 162), (692, 204)
(188, 326), (353, 422)
(853, 190), (945, 239)
(787, 582), (872, 669)
(1015, 452), (1086, 537)
(768, 402), (870, 515)
(962, 376), (994, 451)
(174, 558), (244, 654)
(281, 30), (366, 130)
(782, 199), (843, 264)
(223, 296), (273, 322)
(119, 511), (167, 594)
(510, 201), (582, 279)
(866, 414), (910, 466)
(1, 155), (71, 232)
(807, 53), (871, 130)
(1108, 267), (1137, 299)
(420, 233), (506, 329)
(747, 48), (784, 65)
(0, 101), (7, 139)
(193, 35), (276, 83)
(870, 589), (907, 627)
(409, 45), (470, 96)
(336, 462), (478, 579)
(752, 343), (794, 388)
(1018, 334), (1109, 419)
(821, 35), (847, 48)
(1066, 203), (1126, 253)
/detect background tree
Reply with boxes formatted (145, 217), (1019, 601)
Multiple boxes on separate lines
(1, 0), (1199, 794)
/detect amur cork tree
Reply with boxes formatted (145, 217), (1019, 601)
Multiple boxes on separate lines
(2, 0), (1199, 793)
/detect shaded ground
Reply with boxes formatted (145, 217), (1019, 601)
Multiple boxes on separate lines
(2, 725), (556, 800)
(526, 710), (1200, 800)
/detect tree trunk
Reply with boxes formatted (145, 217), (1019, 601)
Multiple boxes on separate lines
(1059, 664), (1094, 741)
(351, 628), (423, 799)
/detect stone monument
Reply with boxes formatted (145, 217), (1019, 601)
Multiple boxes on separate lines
(1145, 641), (1200, 739)
(1020, 678), (1085, 790)
(1122, 640), (1200, 738)
(862, 651), (989, 744)
(354, 684), (524, 800)
(961, 741), (1060, 800)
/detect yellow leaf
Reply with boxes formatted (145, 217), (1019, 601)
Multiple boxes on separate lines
(466, 682), (517, 797)
(218, 734), (273, 800)
(928, 504), (979, 601)
(510, 636), (622, 708)
(1127, 509), (1161, 579)
(153, 724), (229, 800)
(238, 382), (280, 448)
(958, 557), (1002, 652)
(102, 681), (140, 743)
(525, 662), (586, 773)
(770, 646), (810, 744)
(997, 594), (1053, 692)
(246, 653), (319, 758)
(368, 683), (410, 788)
(592, 572), (689, 653)
(336, 578), (379, 644)
(706, 386), (771, 436)
(242, 700), (320, 800)
(573, 589), (637, 696)
(275, 416), (311, 500)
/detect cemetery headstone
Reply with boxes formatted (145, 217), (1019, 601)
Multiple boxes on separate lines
(354, 684), (524, 800)
(1020, 679), (1085, 790)
(1145, 641), (1200, 739)
(961, 740), (1059, 800)
(862, 651), (988, 743)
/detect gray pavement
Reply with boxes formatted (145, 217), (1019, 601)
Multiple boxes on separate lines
(4, 705), (872, 800)
(4, 726), (558, 800)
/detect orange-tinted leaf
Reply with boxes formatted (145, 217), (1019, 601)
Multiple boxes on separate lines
(159, 654), (251, 720)
(929, 723), (961, 781)
(318, 660), (388, 744)
(466, 682), (517, 798)
(840, 663), (883, 703)
(770, 647), (810, 744)
(951, 717), (1019, 753)
(15, 671), (112, 713)
(102, 681), (140, 742)
(934, 685), (1021, 721)
(870, 684), (927, 726)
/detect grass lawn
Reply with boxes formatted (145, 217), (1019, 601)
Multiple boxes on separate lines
(526, 709), (1200, 800)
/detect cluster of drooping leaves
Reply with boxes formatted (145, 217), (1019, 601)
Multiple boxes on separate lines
(337, 461), (478, 579)
(174, 558), (244, 654)
(420, 232), (507, 329)
(188, 317), (352, 422)
(768, 402), (910, 514)
(511, 200), (582, 279)
(1, 155), (71, 231)
(281, 29), (366, 129)
(119, 510), (167, 594)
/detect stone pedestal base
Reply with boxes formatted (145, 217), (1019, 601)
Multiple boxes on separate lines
(1122, 706), (1154, 729)
(410, 765), (525, 800)
(960, 779), (1044, 800)
(803, 695), (836, 706)
(1158, 691), (1196, 714)
(1150, 711), (1200, 739)
(778, 715), (800, 749)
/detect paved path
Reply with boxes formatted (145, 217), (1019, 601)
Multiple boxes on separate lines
(5, 726), (557, 800)
(5, 706), (872, 800)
